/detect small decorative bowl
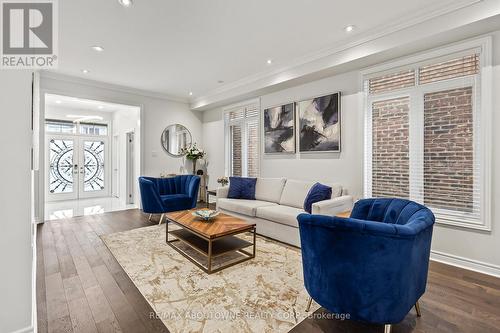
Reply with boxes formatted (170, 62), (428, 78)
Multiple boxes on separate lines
(192, 209), (220, 221)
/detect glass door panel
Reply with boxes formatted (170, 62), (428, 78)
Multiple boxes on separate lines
(47, 138), (78, 201)
(47, 136), (110, 201)
(79, 138), (108, 198)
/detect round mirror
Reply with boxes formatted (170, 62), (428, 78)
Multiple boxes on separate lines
(161, 124), (192, 157)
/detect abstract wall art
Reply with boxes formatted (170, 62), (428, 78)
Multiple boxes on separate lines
(263, 103), (295, 153)
(297, 92), (341, 152)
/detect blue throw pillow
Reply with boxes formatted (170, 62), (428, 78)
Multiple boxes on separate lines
(304, 182), (332, 213)
(227, 177), (257, 200)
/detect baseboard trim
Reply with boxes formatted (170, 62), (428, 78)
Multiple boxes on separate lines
(9, 325), (34, 333)
(430, 250), (500, 278)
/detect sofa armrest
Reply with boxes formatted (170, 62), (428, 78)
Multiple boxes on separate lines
(216, 186), (229, 199)
(311, 195), (353, 216)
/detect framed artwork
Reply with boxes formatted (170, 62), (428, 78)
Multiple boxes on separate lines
(263, 102), (295, 153)
(297, 92), (341, 152)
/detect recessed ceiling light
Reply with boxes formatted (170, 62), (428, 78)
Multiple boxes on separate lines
(217, 80), (224, 84)
(91, 46), (104, 52)
(189, 92), (193, 96)
(118, 0), (133, 7)
(81, 69), (89, 74)
(266, 59), (272, 65)
(97, 105), (104, 109)
(344, 25), (356, 32)
(55, 100), (62, 104)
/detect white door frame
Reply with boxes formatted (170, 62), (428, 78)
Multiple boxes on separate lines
(45, 134), (110, 201)
(37, 89), (143, 223)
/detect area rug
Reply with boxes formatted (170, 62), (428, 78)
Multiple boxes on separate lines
(101, 224), (318, 333)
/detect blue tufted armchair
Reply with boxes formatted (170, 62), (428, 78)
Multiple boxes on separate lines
(297, 198), (435, 333)
(138, 175), (200, 224)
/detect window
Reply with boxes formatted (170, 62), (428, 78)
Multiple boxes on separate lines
(224, 101), (260, 177)
(45, 119), (76, 134)
(80, 122), (108, 136)
(45, 120), (108, 136)
(363, 37), (492, 230)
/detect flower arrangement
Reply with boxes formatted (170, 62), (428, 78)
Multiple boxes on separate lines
(217, 176), (229, 187)
(182, 143), (205, 160)
(181, 143), (206, 174)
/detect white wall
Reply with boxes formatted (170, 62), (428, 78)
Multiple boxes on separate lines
(45, 106), (113, 123)
(37, 74), (203, 221)
(202, 71), (364, 197)
(201, 31), (500, 276)
(0, 71), (34, 332)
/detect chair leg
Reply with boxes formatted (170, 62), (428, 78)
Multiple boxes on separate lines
(384, 324), (392, 333)
(158, 213), (165, 225)
(305, 296), (312, 312)
(415, 300), (422, 317)
(148, 214), (153, 222)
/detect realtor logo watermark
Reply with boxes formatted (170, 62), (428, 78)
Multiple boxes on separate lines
(1, 0), (58, 69)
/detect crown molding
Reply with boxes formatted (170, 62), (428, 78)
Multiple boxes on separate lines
(192, 0), (484, 110)
(40, 71), (190, 104)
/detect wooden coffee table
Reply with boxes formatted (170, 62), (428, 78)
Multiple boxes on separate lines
(165, 209), (256, 274)
(336, 210), (352, 218)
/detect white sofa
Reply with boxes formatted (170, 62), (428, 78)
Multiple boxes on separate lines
(216, 178), (353, 247)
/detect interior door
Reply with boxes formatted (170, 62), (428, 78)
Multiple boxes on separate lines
(47, 136), (78, 201)
(112, 135), (119, 198)
(126, 132), (134, 204)
(78, 137), (110, 199)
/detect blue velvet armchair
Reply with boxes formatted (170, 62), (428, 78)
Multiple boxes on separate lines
(297, 198), (435, 333)
(138, 175), (200, 224)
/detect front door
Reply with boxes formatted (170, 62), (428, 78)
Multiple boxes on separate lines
(47, 135), (109, 201)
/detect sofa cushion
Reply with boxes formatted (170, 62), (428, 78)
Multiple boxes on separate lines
(279, 180), (315, 208)
(255, 178), (286, 203)
(161, 194), (192, 210)
(228, 177), (257, 200)
(161, 193), (190, 203)
(217, 198), (277, 217)
(279, 180), (343, 208)
(256, 205), (305, 228)
(303, 183), (332, 213)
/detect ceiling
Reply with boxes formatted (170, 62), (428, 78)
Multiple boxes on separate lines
(50, 0), (473, 102)
(45, 94), (138, 113)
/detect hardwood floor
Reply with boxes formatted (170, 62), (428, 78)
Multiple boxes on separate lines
(37, 209), (169, 333)
(37, 208), (500, 333)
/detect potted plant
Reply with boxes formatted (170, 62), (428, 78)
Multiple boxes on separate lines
(217, 177), (229, 187)
(181, 143), (206, 174)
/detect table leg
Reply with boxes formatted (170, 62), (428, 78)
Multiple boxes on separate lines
(165, 219), (169, 243)
(207, 239), (212, 273)
(252, 227), (256, 257)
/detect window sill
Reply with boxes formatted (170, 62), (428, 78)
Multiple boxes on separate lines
(435, 214), (491, 232)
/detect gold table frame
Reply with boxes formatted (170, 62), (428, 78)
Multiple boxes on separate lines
(166, 218), (256, 274)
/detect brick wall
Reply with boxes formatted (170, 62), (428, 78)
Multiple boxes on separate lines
(424, 87), (474, 212)
(372, 97), (410, 198)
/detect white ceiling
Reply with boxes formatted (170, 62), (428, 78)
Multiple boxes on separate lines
(51, 0), (469, 102)
(45, 94), (138, 112)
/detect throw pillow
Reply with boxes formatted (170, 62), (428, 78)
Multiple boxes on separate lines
(227, 177), (257, 200)
(303, 182), (332, 213)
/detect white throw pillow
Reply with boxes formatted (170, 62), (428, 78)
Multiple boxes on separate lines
(279, 180), (315, 208)
(255, 178), (287, 203)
